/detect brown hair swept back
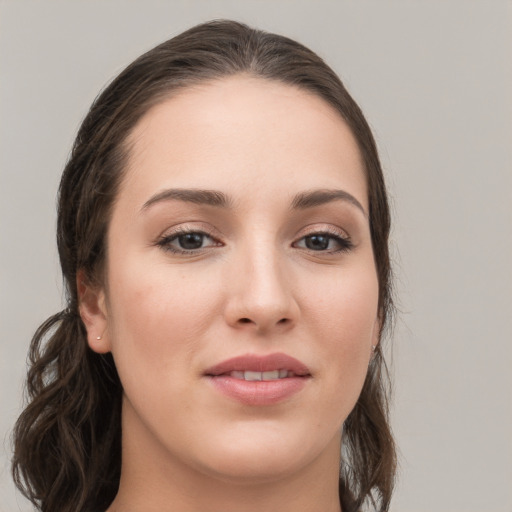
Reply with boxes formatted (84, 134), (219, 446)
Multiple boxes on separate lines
(12, 19), (396, 512)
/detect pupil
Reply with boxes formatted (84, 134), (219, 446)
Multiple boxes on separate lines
(179, 233), (203, 250)
(306, 235), (329, 250)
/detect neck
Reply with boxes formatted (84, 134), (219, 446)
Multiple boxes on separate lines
(107, 404), (343, 512)
(109, 466), (343, 512)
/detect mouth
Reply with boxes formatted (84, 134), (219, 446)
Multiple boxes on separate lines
(223, 369), (304, 381)
(204, 352), (311, 379)
(204, 353), (311, 405)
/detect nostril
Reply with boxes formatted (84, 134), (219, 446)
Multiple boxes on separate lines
(233, 315), (294, 329)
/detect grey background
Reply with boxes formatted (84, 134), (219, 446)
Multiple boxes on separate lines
(1, 1), (511, 511)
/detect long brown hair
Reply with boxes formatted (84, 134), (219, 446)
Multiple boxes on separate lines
(12, 19), (396, 512)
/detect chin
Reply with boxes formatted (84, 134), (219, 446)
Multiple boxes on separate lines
(201, 454), (303, 485)
(192, 427), (329, 484)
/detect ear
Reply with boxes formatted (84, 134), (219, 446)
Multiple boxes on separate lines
(77, 270), (111, 354)
(371, 312), (382, 353)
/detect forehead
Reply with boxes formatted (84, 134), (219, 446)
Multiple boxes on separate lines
(121, 75), (367, 211)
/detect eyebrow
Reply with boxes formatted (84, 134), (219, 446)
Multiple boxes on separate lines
(141, 188), (232, 211)
(141, 187), (366, 217)
(290, 189), (367, 217)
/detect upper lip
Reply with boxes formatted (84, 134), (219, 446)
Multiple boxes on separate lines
(204, 352), (311, 376)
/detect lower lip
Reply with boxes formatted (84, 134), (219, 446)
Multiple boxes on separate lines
(206, 375), (309, 405)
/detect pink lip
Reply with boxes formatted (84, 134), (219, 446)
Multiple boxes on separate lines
(204, 352), (311, 376)
(204, 353), (311, 406)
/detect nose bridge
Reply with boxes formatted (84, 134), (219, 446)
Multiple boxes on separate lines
(225, 232), (297, 331)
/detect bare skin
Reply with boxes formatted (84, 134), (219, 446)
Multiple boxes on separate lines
(79, 75), (379, 512)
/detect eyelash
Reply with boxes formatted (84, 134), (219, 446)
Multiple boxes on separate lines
(156, 227), (353, 255)
(156, 227), (220, 255)
(293, 230), (354, 253)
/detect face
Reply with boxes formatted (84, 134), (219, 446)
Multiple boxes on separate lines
(83, 75), (379, 485)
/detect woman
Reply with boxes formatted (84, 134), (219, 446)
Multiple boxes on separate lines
(12, 20), (396, 512)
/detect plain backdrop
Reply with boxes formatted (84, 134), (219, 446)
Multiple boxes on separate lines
(1, 1), (511, 511)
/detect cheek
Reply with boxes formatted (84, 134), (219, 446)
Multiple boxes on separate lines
(103, 260), (228, 435)
(303, 265), (379, 408)
(105, 259), (224, 374)
(305, 262), (379, 345)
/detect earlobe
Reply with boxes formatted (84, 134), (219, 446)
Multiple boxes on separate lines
(77, 270), (111, 354)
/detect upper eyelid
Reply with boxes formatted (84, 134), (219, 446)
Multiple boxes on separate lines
(158, 222), (351, 240)
(160, 229), (220, 246)
(157, 212), (358, 241)
(158, 223), (221, 239)
(294, 223), (350, 240)
(165, 229), (217, 241)
(160, 224), (349, 237)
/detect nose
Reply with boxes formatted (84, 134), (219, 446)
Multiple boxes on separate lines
(223, 246), (299, 334)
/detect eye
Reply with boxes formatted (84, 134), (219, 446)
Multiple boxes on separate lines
(294, 231), (353, 253)
(157, 229), (220, 254)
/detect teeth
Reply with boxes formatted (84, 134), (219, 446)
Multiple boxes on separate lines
(228, 370), (291, 381)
